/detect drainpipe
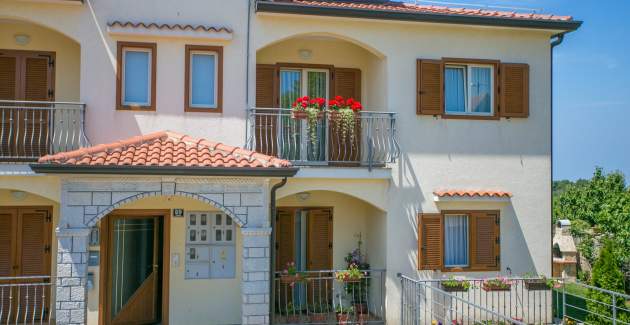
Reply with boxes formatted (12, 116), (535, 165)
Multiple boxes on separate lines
(550, 32), (565, 277)
(269, 177), (288, 323)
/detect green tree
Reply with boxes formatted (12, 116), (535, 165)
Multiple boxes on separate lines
(586, 240), (630, 324)
(553, 167), (630, 272)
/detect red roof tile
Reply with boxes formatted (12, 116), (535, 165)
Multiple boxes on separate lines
(107, 21), (233, 33)
(279, 0), (573, 22)
(434, 190), (512, 198)
(38, 131), (292, 169)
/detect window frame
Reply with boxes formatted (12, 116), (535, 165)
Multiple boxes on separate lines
(445, 64), (495, 117)
(441, 58), (500, 120)
(185, 45), (223, 113)
(116, 42), (156, 111)
(443, 213), (470, 268)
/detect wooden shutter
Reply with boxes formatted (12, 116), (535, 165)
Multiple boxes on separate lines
(17, 209), (51, 276)
(0, 209), (17, 277)
(332, 68), (361, 101)
(307, 209), (332, 271)
(416, 59), (443, 115)
(330, 68), (362, 163)
(500, 63), (529, 118)
(275, 208), (295, 271)
(471, 212), (500, 270)
(418, 213), (443, 270)
(0, 55), (18, 157)
(22, 56), (52, 157)
(255, 64), (278, 156)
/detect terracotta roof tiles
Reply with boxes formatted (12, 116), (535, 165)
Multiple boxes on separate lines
(38, 131), (292, 169)
(434, 190), (512, 198)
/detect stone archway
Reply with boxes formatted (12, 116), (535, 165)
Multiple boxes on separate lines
(55, 177), (272, 325)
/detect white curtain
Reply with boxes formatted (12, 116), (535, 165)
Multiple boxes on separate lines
(445, 67), (466, 113)
(470, 67), (492, 113)
(444, 215), (469, 267)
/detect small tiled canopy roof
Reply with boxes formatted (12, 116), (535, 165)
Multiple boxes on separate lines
(37, 131), (293, 171)
(434, 190), (512, 198)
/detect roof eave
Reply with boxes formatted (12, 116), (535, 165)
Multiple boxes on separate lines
(256, 1), (582, 32)
(29, 164), (299, 177)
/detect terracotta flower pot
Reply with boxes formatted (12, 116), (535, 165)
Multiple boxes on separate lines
(482, 283), (512, 292)
(441, 283), (469, 292)
(524, 279), (551, 291)
(280, 274), (303, 284)
(286, 314), (301, 323)
(310, 312), (328, 323)
(292, 110), (324, 120)
(336, 313), (351, 324)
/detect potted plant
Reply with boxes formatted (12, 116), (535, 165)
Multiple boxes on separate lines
(441, 276), (472, 292)
(522, 273), (560, 291)
(343, 236), (371, 314)
(481, 276), (513, 292)
(291, 96), (326, 146)
(285, 302), (301, 323)
(280, 261), (305, 285)
(328, 96), (363, 142)
(335, 305), (354, 324)
(309, 303), (329, 323)
(335, 263), (365, 283)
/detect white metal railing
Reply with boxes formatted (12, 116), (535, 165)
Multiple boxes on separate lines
(246, 108), (399, 168)
(0, 100), (89, 161)
(558, 280), (630, 325)
(0, 276), (55, 324)
(273, 269), (386, 324)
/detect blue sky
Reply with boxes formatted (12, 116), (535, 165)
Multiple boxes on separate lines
(403, 1), (630, 181)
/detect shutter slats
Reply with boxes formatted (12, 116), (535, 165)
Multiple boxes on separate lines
(255, 65), (278, 157)
(330, 68), (362, 163)
(500, 63), (529, 118)
(332, 68), (361, 101)
(0, 56), (17, 100)
(307, 209), (332, 271)
(471, 212), (500, 270)
(0, 209), (16, 277)
(18, 209), (51, 276)
(416, 59), (444, 115)
(275, 208), (295, 271)
(418, 213), (442, 270)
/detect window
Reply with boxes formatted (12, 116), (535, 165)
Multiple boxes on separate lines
(418, 211), (500, 271)
(185, 45), (223, 112)
(445, 64), (494, 116)
(117, 42), (156, 110)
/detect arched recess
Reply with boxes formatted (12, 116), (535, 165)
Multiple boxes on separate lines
(0, 178), (61, 203)
(277, 181), (388, 212)
(257, 31), (386, 60)
(0, 14), (82, 44)
(85, 191), (247, 228)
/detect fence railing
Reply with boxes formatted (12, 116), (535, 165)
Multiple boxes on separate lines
(556, 280), (630, 325)
(273, 269), (385, 324)
(246, 108), (399, 168)
(0, 276), (55, 324)
(0, 100), (89, 161)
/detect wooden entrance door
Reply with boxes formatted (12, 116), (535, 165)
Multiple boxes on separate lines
(0, 50), (55, 159)
(101, 211), (169, 325)
(0, 207), (52, 323)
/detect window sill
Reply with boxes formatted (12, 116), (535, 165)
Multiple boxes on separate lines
(117, 105), (156, 111)
(185, 106), (223, 113)
(441, 113), (499, 121)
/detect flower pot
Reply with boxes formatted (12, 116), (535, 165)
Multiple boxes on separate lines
(353, 303), (367, 315)
(482, 283), (512, 292)
(357, 312), (370, 324)
(280, 275), (303, 284)
(292, 110), (324, 120)
(310, 312), (328, 323)
(524, 279), (551, 291)
(336, 313), (351, 324)
(441, 283), (469, 292)
(286, 314), (301, 323)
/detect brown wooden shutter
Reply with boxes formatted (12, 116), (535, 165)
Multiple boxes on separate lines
(255, 64), (278, 156)
(0, 208), (17, 277)
(471, 212), (500, 271)
(500, 63), (529, 118)
(332, 68), (361, 100)
(307, 209), (332, 271)
(418, 213), (443, 270)
(275, 208), (295, 271)
(0, 55), (18, 157)
(417, 59), (443, 115)
(22, 56), (52, 157)
(17, 209), (51, 276)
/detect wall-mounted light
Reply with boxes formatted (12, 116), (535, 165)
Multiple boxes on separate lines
(14, 34), (31, 46)
(296, 192), (311, 202)
(10, 190), (26, 201)
(298, 49), (312, 60)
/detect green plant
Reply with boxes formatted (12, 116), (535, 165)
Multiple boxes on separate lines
(291, 96), (325, 150)
(482, 276), (513, 291)
(442, 276), (472, 290)
(281, 261), (306, 285)
(586, 239), (630, 324)
(286, 302), (298, 314)
(335, 263), (365, 282)
(335, 305), (354, 314)
(522, 272), (560, 289)
(328, 96), (362, 143)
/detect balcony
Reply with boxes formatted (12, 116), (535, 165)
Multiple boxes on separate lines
(246, 108), (399, 168)
(0, 100), (88, 162)
(0, 276), (56, 324)
(273, 269), (385, 324)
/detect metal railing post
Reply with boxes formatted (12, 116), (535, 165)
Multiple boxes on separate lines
(612, 291), (617, 325)
(562, 281), (566, 324)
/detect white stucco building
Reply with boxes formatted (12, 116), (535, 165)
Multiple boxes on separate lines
(0, 0), (581, 324)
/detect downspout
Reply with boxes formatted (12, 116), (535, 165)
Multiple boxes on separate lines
(269, 177), (288, 323)
(550, 32), (565, 277)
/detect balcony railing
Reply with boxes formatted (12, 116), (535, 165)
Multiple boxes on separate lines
(273, 269), (385, 324)
(246, 108), (399, 168)
(0, 100), (89, 161)
(0, 276), (55, 324)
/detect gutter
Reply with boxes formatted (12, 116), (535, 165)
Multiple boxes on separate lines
(256, 1), (583, 32)
(268, 177), (288, 324)
(29, 164), (299, 177)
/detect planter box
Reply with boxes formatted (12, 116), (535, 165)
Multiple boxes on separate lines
(309, 312), (329, 323)
(280, 275), (304, 284)
(482, 283), (512, 292)
(524, 279), (551, 291)
(441, 283), (470, 292)
(291, 110), (324, 120)
(286, 314), (301, 323)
